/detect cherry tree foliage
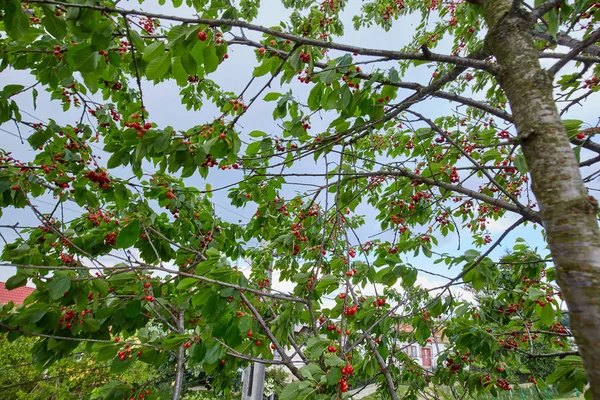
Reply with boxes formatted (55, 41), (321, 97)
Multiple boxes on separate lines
(0, 0), (599, 399)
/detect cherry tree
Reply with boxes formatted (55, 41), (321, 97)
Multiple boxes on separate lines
(0, 0), (599, 399)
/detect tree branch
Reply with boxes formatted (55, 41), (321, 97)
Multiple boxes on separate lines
(548, 28), (600, 76)
(25, 0), (496, 71)
(531, 0), (565, 20)
(239, 292), (303, 380)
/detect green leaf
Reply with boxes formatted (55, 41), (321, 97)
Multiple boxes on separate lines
(168, 25), (189, 47)
(305, 336), (329, 358)
(540, 303), (555, 325)
(142, 41), (165, 62)
(338, 84), (352, 109)
(249, 130), (266, 138)
(203, 45), (219, 74)
(514, 154), (528, 174)
(68, 44), (99, 73)
(124, 299), (142, 318)
(42, 7), (67, 39)
(146, 53), (171, 80)
(154, 131), (171, 153)
(5, 274), (28, 290)
(116, 220), (140, 249)
(464, 249), (480, 262)
(111, 354), (134, 374)
(320, 69), (337, 84)
(299, 364), (323, 381)
(563, 119), (583, 135)
(288, 51), (301, 70)
(0, 84), (25, 99)
(527, 287), (544, 300)
(94, 343), (119, 361)
(4, 0), (30, 41)
(264, 92), (282, 101)
(280, 381), (315, 400)
(83, 317), (101, 332)
(547, 8), (559, 39)
(203, 342), (222, 364)
(177, 277), (197, 291)
(181, 53), (198, 75)
(307, 84), (323, 111)
(171, 57), (188, 86)
(326, 367), (342, 386)
(162, 334), (191, 350)
(47, 275), (71, 300)
(315, 275), (338, 294)
(238, 315), (253, 333)
(325, 355), (345, 367)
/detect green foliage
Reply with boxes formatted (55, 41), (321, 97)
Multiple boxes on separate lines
(0, 334), (158, 399)
(0, 0), (598, 398)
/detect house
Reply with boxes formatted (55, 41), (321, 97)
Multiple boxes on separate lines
(0, 281), (35, 305)
(395, 324), (447, 369)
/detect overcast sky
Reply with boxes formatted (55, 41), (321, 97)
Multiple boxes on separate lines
(1, 1), (598, 296)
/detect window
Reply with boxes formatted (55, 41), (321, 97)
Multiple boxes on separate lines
(407, 345), (418, 357)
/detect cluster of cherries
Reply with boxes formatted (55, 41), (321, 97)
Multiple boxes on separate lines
(86, 208), (114, 226)
(122, 389), (152, 400)
(83, 169), (112, 189)
(118, 346), (143, 361)
(105, 232), (118, 246)
(343, 304), (358, 316)
(299, 51), (311, 63)
(338, 363), (354, 392)
(58, 306), (92, 330)
(381, 0), (405, 21)
(583, 76), (599, 89)
(139, 16), (158, 34)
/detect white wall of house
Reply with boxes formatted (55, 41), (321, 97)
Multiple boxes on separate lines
(397, 340), (447, 369)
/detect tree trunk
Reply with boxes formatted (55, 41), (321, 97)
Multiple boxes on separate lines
(172, 313), (186, 400)
(482, 1), (600, 394)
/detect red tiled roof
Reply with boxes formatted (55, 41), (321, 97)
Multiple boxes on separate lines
(395, 323), (448, 343)
(0, 282), (35, 305)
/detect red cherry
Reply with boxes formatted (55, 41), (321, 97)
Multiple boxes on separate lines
(144, 282), (151, 288)
(258, 47), (265, 54)
(221, 359), (226, 365)
(197, 31), (207, 41)
(115, 337), (120, 342)
(247, 330), (253, 337)
(255, 340), (261, 346)
(576, 132), (586, 140)
(219, 133), (226, 139)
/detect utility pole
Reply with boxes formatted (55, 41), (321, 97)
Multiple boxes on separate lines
(242, 252), (273, 400)
(242, 361), (266, 400)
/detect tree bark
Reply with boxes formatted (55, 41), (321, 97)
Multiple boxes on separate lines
(172, 313), (186, 400)
(482, 1), (600, 395)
